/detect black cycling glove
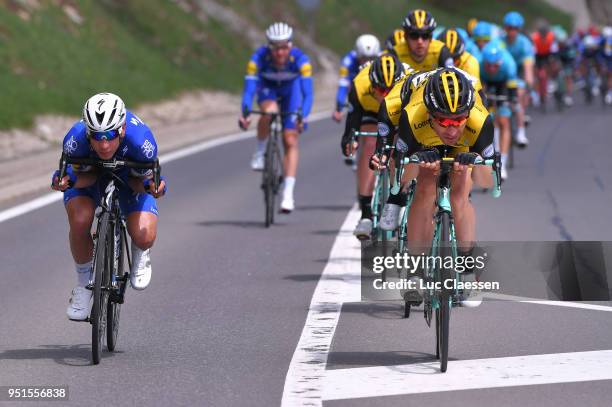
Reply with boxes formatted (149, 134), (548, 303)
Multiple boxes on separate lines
(415, 149), (440, 163)
(454, 152), (479, 165)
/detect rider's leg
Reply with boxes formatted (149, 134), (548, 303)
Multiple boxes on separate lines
(515, 86), (528, 146)
(250, 95), (278, 170)
(450, 168), (475, 251)
(123, 190), (159, 290)
(357, 122), (377, 215)
(64, 192), (97, 320)
(406, 167), (436, 254)
(497, 113), (511, 178)
(66, 195), (96, 285)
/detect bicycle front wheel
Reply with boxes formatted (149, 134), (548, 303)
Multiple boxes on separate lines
(435, 212), (452, 372)
(107, 220), (124, 351)
(92, 212), (111, 365)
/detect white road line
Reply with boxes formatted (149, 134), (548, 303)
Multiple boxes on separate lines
(281, 205), (362, 407)
(484, 293), (612, 312)
(323, 350), (612, 401)
(0, 111), (331, 224)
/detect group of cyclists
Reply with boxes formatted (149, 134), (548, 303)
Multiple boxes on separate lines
(52, 11), (611, 319)
(330, 10), (612, 243)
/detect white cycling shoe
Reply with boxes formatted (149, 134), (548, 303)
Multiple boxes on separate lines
(380, 203), (401, 231)
(280, 198), (295, 213)
(353, 218), (372, 240)
(459, 273), (483, 308)
(67, 286), (92, 321)
(250, 151), (264, 171)
(131, 245), (152, 290)
(514, 128), (529, 148)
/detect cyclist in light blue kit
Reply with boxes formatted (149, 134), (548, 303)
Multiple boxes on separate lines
(239, 22), (314, 213)
(480, 43), (519, 181)
(502, 11), (533, 146)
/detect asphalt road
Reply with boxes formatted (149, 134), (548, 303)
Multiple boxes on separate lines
(0, 101), (611, 406)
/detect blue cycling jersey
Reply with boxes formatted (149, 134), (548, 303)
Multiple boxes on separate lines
(335, 50), (361, 112)
(62, 110), (158, 177)
(241, 45), (314, 118)
(503, 32), (535, 66)
(480, 43), (518, 85)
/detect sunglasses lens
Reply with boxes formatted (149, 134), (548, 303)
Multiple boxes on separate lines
(433, 116), (467, 127)
(408, 32), (431, 40)
(90, 129), (119, 141)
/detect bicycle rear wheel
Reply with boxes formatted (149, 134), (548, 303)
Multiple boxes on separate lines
(435, 212), (452, 372)
(92, 212), (111, 365)
(107, 220), (124, 351)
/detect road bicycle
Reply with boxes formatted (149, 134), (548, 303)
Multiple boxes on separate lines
(248, 110), (301, 227)
(393, 153), (501, 372)
(58, 153), (160, 364)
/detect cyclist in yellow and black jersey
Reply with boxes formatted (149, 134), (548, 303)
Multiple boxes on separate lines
(376, 67), (485, 155)
(340, 53), (412, 239)
(387, 9), (454, 71)
(371, 68), (494, 255)
(436, 28), (480, 80)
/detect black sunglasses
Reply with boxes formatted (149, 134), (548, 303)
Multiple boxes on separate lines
(407, 32), (432, 40)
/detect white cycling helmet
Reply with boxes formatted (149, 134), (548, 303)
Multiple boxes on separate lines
(83, 92), (126, 132)
(583, 35), (599, 49)
(355, 34), (381, 59)
(266, 22), (293, 43)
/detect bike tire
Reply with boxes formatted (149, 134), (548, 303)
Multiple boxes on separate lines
(435, 212), (452, 372)
(263, 137), (275, 227)
(107, 220), (123, 352)
(91, 212), (111, 365)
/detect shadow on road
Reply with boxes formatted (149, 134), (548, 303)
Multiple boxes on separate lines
(295, 204), (352, 212)
(196, 220), (282, 229)
(328, 350), (441, 370)
(0, 344), (118, 366)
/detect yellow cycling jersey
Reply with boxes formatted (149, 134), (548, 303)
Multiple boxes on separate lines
(352, 62), (381, 114)
(455, 51), (480, 80)
(397, 79), (494, 158)
(389, 38), (453, 72)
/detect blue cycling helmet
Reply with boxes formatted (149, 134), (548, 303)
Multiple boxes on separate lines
(482, 44), (504, 64)
(503, 12), (524, 29)
(472, 21), (492, 40)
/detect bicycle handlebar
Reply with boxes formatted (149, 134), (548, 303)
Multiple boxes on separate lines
(58, 153), (161, 192)
(391, 154), (502, 198)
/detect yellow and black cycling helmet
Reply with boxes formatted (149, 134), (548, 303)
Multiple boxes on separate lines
(402, 9), (437, 34)
(369, 53), (403, 91)
(437, 28), (466, 59)
(423, 68), (474, 116)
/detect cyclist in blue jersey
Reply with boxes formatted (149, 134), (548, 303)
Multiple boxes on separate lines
(239, 22), (314, 213)
(472, 21), (504, 52)
(332, 34), (381, 122)
(481, 44), (519, 181)
(502, 11), (533, 146)
(51, 93), (167, 321)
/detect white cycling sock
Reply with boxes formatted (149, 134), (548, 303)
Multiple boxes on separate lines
(256, 139), (268, 154)
(493, 127), (500, 151)
(75, 261), (92, 287)
(501, 154), (508, 168)
(283, 177), (296, 199)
